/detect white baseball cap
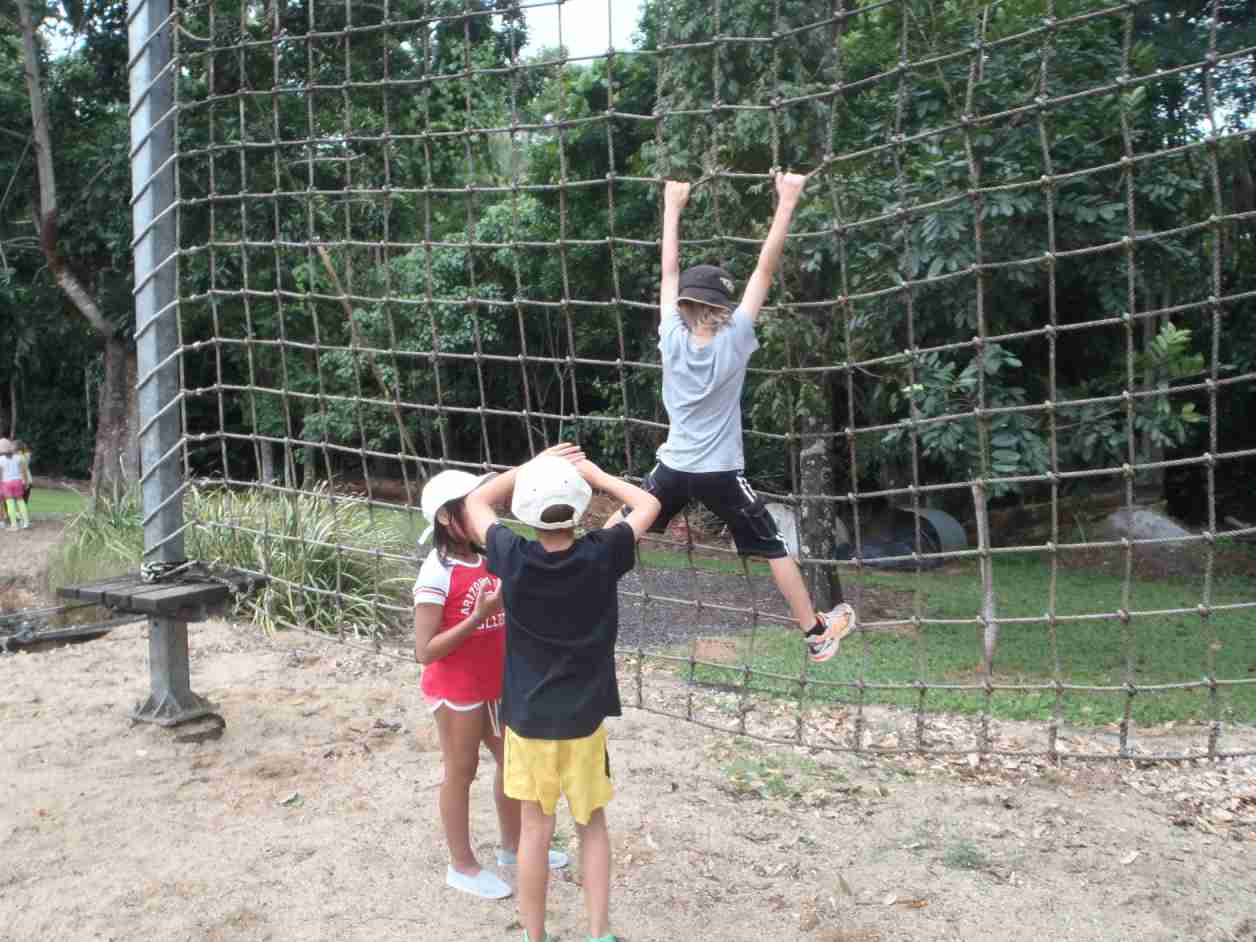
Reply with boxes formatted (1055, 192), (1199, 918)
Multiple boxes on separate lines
(511, 454), (592, 531)
(419, 469), (492, 545)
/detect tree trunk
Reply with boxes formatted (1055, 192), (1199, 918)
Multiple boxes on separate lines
(259, 439), (277, 485)
(284, 446), (298, 490)
(19, 0), (139, 496)
(91, 338), (140, 498)
(251, 361), (281, 485)
(798, 407), (839, 611)
(1136, 302), (1167, 502)
(301, 413), (319, 489)
(972, 481), (999, 677)
(7, 375), (16, 438)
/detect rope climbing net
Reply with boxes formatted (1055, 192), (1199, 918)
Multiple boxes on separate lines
(147, 0), (1256, 761)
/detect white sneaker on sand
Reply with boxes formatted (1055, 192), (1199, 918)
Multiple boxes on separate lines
(445, 864), (512, 899)
(496, 847), (569, 870)
(807, 603), (857, 663)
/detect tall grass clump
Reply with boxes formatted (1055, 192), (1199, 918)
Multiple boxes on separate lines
(48, 484), (419, 638)
(188, 485), (416, 636)
(45, 490), (144, 593)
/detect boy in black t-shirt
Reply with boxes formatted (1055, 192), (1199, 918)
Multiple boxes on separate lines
(465, 444), (661, 942)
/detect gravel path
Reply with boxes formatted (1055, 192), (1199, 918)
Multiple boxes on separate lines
(617, 564), (913, 651)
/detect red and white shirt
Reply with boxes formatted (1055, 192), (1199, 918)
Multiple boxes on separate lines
(413, 550), (506, 703)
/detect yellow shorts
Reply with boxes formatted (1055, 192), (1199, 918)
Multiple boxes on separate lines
(504, 724), (613, 826)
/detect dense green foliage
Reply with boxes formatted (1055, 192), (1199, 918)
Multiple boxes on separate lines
(1, 1), (133, 477)
(3, 0), (1254, 517)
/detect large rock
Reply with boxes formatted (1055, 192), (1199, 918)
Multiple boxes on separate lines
(1098, 506), (1202, 576)
(764, 502), (849, 561)
(1101, 507), (1193, 543)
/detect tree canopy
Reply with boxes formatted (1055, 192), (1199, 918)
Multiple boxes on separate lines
(2, 0), (1252, 522)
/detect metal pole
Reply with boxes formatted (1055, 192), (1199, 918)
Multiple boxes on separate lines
(130, 0), (212, 725)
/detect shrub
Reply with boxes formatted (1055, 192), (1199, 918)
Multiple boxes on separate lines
(47, 485), (417, 638)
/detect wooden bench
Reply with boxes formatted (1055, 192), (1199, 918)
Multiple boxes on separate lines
(58, 569), (264, 621)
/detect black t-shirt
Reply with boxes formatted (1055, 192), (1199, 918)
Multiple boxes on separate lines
(486, 521), (637, 740)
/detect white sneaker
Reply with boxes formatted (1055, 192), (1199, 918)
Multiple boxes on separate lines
(445, 865), (512, 899)
(807, 603), (857, 663)
(496, 847), (570, 870)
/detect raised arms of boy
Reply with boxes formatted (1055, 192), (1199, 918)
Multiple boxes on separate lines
(583, 463), (661, 541)
(463, 464), (521, 550)
(660, 180), (691, 312)
(462, 444), (594, 547)
(462, 444), (662, 546)
(739, 171), (808, 322)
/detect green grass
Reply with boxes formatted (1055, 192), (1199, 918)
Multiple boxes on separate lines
(723, 755), (804, 799)
(683, 554), (1256, 727)
(45, 489), (147, 592)
(942, 839), (992, 872)
(46, 489), (1256, 729)
(27, 486), (87, 516)
(711, 739), (845, 801)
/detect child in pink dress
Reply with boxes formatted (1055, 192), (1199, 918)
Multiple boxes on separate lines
(0, 439), (30, 530)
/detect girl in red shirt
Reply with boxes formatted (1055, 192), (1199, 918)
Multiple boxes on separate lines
(415, 470), (567, 899)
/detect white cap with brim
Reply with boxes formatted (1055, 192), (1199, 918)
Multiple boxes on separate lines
(0, 439), (11, 453)
(511, 454), (592, 531)
(419, 469), (493, 545)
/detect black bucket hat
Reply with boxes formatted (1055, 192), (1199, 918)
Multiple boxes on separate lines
(678, 264), (736, 311)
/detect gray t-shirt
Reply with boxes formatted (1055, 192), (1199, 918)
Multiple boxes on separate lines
(656, 304), (759, 473)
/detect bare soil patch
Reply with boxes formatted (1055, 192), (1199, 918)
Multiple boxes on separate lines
(2, 618), (1255, 942)
(0, 518), (69, 599)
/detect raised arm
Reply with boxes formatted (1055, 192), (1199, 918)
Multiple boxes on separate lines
(739, 172), (807, 322)
(463, 467), (517, 549)
(580, 462), (661, 541)
(462, 443), (588, 546)
(660, 180), (691, 312)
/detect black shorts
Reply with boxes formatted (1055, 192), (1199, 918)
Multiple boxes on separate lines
(629, 461), (788, 559)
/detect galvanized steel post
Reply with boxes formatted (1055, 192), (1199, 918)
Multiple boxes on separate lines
(130, 0), (212, 725)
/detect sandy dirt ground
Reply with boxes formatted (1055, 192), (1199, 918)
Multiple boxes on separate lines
(2, 617), (1255, 942)
(3, 521), (1256, 942)
(0, 518), (66, 595)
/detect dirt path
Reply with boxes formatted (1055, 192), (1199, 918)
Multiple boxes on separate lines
(2, 525), (1255, 942)
(0, 517), (68, 608)
(2, 617), (1254, 942)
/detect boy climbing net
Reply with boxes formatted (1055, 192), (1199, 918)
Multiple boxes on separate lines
(624, 173), (858, 662)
